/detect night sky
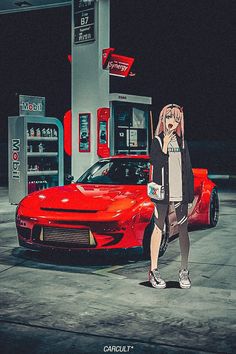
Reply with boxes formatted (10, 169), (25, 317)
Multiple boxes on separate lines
(0, 0), (235, 144)
(110, 0), (235, 141)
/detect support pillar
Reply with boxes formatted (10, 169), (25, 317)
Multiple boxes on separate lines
(71, 0), (110, 179)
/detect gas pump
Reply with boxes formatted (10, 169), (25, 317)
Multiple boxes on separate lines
(109, 93), (152, 156)
(63, 93), (152, 167)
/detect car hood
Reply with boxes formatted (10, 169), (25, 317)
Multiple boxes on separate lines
(24, 183), (146, 212)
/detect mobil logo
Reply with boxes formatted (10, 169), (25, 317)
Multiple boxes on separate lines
(20, 101), (43, 112)
(12, 139), (20, 180)
(19, 95), (45, 116)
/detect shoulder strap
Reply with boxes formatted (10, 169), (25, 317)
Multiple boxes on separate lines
(152, 136), (164, 185)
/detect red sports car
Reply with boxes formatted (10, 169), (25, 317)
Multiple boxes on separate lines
(16, 155), (219, 257)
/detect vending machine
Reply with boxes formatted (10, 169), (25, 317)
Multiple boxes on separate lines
(109, 93), (152, 156)
(8, 115), (64, 204)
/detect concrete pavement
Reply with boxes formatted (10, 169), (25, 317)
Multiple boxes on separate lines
(0, 187), (16, 223)
(0, 185), (235, 353)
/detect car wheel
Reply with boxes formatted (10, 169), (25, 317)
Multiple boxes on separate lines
(209, 187), (219, 227)
(142, 214), (169, 259)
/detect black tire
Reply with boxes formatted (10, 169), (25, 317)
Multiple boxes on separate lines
(209, 187), (219, 227)
(142, 214), (169, 259)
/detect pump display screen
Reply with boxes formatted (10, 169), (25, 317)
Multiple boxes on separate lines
(99, 121), (107, 144)
(115, 105), (132, 127)
(79, 113), (90, 152)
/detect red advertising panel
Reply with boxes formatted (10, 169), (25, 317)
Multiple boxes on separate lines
(102, 47), (115, 68)
(97, 108), (110, 158)
(102, 48), (134, 78)
(63, 110), (72, 156)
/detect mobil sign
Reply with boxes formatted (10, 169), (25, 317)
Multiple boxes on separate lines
(19, 95), (45, 116)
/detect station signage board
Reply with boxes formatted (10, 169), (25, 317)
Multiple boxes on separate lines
(102, 48), (135, 78)
(19, 95), (45, 116)
(74, 0), (95, 44)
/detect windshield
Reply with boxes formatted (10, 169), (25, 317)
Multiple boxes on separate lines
(77, 158), (150, 185)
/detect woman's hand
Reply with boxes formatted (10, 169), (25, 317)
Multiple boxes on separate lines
(163, 130), (174, 154)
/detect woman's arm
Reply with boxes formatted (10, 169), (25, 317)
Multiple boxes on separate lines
(150, 137), (169, 166)
(150, 131), (175, 165)
(163, 130), (175, 154)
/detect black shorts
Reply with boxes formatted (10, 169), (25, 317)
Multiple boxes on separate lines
(153, 202), (188, 231)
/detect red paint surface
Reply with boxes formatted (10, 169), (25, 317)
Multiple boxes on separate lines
(16, 155), (216, 252)
(63, 110), (72, 156)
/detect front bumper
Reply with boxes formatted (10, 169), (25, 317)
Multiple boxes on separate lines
(18, 237), (143, 257)
(16, 213), (144, 251)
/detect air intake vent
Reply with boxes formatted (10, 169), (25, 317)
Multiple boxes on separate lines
(41, 207), (98, 213)
(36, 226), (96, 248)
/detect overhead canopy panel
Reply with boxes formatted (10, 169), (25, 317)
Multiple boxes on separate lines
(0, 0), (70, 14)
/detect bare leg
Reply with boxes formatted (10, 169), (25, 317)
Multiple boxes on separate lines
(150, 224), (162, 270)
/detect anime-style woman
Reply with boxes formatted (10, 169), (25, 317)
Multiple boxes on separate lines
(149, 104), (194, 289)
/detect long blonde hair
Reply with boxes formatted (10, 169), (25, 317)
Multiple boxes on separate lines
(155, 103), (185, 148)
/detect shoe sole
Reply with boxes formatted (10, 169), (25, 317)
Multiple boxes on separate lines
(179, 282), (191, 289)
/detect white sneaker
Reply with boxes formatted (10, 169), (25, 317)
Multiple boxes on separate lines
(149, 268), (166, 289)
(179, 269), (191, 289)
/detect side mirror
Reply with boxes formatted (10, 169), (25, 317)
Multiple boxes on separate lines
(65, 174), (74, 183)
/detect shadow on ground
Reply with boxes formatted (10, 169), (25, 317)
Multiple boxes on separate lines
(12, 247), (143, 267)
(140, 281), (181, 289)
